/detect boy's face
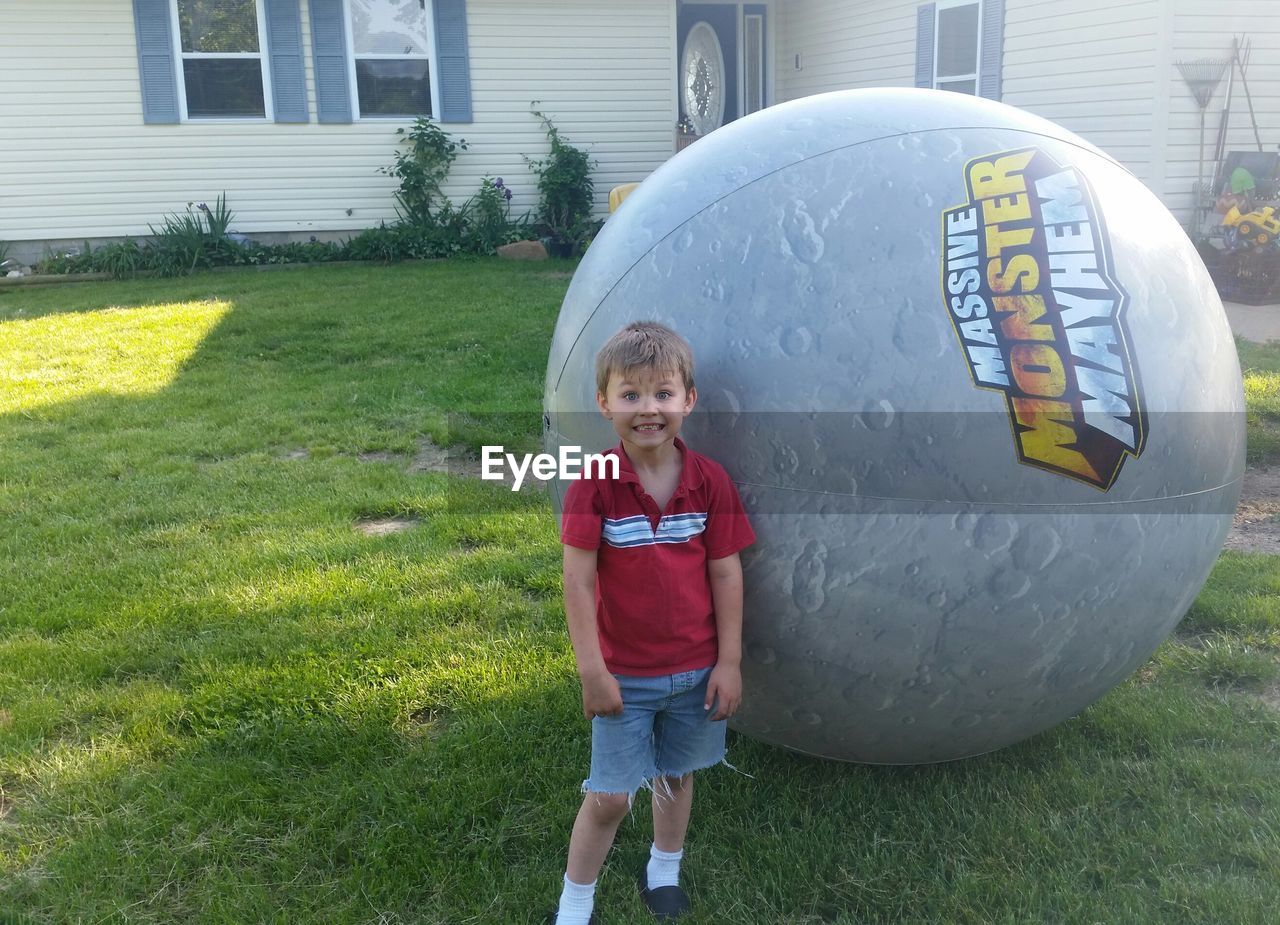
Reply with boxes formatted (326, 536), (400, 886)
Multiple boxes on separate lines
(596, 367), (697, 453)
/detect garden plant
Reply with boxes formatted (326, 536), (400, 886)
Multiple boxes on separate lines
(527, 105), (597, 257)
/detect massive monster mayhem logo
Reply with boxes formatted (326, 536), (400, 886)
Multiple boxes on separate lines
(941, 147), (1147, 490)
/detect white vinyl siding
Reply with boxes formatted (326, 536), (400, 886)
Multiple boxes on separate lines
(0, 0), (674, 243)
(1000, 0), (1162, 186)
(775, 0), (919, 102)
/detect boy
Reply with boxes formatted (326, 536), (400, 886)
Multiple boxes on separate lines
(551, 322), (755, 924)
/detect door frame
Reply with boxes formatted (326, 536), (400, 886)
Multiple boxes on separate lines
(672, 0), (775, 139)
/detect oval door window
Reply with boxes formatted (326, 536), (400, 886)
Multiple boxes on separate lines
(682, 21), (725, 136)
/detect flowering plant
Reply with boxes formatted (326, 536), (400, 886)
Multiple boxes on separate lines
(463, 176), (524, 254)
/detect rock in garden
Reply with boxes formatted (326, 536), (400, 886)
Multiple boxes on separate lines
(497, 240), (548, 261)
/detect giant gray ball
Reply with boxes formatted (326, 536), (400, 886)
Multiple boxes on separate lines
(543, 89), (1245, 764)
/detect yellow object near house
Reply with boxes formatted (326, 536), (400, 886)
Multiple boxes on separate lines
(1223, 204), (1280, 246)
(609, 183), (640, 213)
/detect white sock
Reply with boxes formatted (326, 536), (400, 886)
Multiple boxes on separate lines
(646, 843), (683, 890)
(555, 874), (596, 925)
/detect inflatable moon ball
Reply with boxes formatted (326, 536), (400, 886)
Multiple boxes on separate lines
(543, 89), (1244, 764)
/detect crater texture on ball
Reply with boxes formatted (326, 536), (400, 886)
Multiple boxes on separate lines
(544, 89), (1245, 764)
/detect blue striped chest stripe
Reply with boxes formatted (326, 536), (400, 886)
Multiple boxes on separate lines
(602, 512), (707, 548)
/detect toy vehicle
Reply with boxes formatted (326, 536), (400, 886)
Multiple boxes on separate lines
(1223, 204), (1280, 247)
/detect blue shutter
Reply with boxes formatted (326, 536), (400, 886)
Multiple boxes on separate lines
(310, 0), (353, 123)
(132, 0), (179, 123)
(978, 0), (1004, 100)
(915, 4), (936, 89)
(264, 0), (308, 122)
(433, 0), (473, 123)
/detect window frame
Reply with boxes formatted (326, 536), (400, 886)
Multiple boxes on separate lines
(933, 0), (981, 96)
(168, 0), (275, 122)
(343, 0), (442, 121)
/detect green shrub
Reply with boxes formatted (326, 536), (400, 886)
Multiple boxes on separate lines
(36, 242), (98, 276)
(145, 194), (236, 275)
(462, 177), (525, 255)
(232, 240), (342, 266)
(526, 105), (595, 256)
(343, 224), (412, 263)
(382, 118), (468, 226)
(95, 238), (146, 276)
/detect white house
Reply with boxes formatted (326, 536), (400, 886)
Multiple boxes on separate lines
(1, 0), (1277, 262)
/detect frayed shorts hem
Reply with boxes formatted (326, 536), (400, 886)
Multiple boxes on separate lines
(581, 754), (733, 805)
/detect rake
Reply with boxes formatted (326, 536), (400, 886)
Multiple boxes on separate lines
(1176, 57), (1229, 232)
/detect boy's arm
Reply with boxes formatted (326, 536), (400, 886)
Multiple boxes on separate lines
(705, 552), (744, 721)
(563, 544), (623, 720)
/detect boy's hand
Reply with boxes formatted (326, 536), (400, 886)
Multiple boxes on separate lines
(580, 669), (623, 720)
(705, 662), (742, 721)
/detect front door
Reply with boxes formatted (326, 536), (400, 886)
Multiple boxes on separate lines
(677, 2), (768, 138)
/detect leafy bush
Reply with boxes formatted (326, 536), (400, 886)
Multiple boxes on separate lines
(148, 206), (213, 274)
(526, 105), (595, 256)
(95, 238), (146, 276)
(225, 239), (341, 267)
(373, 120), (527, 256)
(343, 225), (404, 263)
(132, 193), (238, 275)
(462, 177), (524, 255)
(37, 242), (99, 275)
(381, 119), (468, 226)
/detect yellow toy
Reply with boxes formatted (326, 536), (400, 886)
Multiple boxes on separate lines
(608, 183), (640, 213)
(1223, 203), (1280, 247)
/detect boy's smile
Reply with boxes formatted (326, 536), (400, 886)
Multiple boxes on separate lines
(597, 368), (697, 459)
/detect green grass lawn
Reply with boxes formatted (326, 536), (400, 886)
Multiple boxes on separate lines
(1, 263), (1279, 924)
(1239, 338), (1280, 464)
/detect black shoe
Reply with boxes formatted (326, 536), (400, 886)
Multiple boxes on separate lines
(544, 908), (600, 925)
(638, 864), (690, 921)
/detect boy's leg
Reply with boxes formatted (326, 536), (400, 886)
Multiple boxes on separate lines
(566, 790), (632, 883)
(651, 773), (694, 855)
(555, 791), (631, 925)
(641, 667), (728, 915)
(647, 772), (694, 893)
(556, 673), (660, 923)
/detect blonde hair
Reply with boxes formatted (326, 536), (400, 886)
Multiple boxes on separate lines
(595, 321), (695, 394)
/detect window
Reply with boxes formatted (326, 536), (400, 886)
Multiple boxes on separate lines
(170, 0), (272, 118)
(346, 0), (436, 118)
(935, 0), (980, 95)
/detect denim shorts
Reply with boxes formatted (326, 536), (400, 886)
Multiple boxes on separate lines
(584, 666), (727, 797)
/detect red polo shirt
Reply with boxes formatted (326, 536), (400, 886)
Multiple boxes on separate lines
(560, 437), (756, 676)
